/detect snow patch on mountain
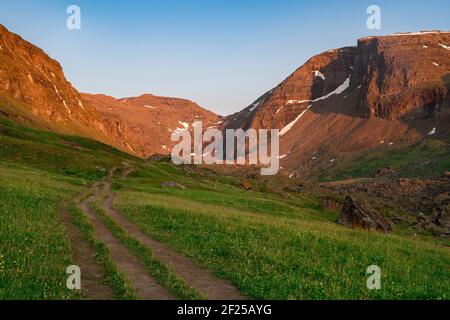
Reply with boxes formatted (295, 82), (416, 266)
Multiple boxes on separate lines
(428, 127), (437, 135)
(313, 70), (326, 80)
(280, 105), (312, 136)
(178, 121), (189, 129)
(285, 76), (351, 106)
(249, 101), (260, 112)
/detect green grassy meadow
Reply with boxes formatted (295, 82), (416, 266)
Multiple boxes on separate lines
(0, 118), (449, 300)
(0, 118), (134, 299)
(319, 138), (450, 182)
(113, 164), (450, 300)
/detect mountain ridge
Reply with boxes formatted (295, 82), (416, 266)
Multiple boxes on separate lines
(1, 24), (449, 178)
(222, 31), (450, 178)
(0, 24), (219, 157)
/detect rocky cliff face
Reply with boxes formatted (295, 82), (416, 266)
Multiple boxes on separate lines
(223, 32), (450, 177)
(355, 33), (450, 119)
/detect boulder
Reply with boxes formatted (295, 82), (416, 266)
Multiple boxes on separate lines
(160, 181), (186, 190)
(375, 166), (396, 177)
(431, 205), (450, 229)
(338, 196), (392, 233)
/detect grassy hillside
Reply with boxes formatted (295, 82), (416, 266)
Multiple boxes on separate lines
(0, 118), (449, 299)
(319, 138), (450, 182)
(113, 163), (450, 300)
(0, 166), (83, 299)
(0, 118), (135, 180)
(0, 119), (134, 299)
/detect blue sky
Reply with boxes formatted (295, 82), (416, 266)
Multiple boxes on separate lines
(0, 0), (449, 115)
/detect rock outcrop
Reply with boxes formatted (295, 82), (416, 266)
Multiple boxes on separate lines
(338, 196), (392, 232)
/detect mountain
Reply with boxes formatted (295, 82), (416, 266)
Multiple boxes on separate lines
(1, 23), (449, 176)
(223, 31), (450, 178)
(0, 24), (122, 149)
(0, 24), (218, 158)
(82, 93), (219, 157)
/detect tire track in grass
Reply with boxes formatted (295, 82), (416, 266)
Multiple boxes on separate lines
(78, 183), (174, 300)
(102, 168), (246, 300)
(59, 203), (114, 299)
(91, 200), (204, 300)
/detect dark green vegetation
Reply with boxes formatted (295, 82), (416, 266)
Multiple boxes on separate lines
(319, 138), (450, 182)
(0, 118), (449, 299)
(0, 118), (135, 180)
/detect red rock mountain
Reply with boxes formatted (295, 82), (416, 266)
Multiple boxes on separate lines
(1, 24), (449, 170)
(0, 24), (121, 148)
(223, 31), (450, 177)
(82, 93), (219, 157)
(0, 24), (218, 157)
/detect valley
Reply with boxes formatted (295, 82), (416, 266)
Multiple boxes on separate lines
(0, 23), (449, 300)
(0, 118), (449, 299)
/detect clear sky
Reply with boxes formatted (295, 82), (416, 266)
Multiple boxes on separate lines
(0, 0), (449, 115)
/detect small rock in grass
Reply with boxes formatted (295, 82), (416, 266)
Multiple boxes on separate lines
(240, 180), (252, 190)
(160, 181), (186, 190)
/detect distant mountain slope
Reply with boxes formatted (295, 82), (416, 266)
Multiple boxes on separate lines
(224, 31), (450, 178)
(0, 24), (122, 149)
(82, 93), (219, 157)
(0, 24), (219, 158)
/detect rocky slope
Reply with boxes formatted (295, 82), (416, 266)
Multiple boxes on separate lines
(0, 24), (218, 157)
(0, 24), (121, 149)
(82, 93), (219, 157)
(223, 31), (450, 178)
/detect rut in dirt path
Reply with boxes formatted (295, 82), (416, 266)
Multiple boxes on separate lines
(78, 184), (174, 300)
(100, 169), (246, 300)
(59, 204), (114, 300)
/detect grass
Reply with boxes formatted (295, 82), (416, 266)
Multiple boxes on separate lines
(1, 117), (449, 300)
(0, 119), (135, 299)
(319, 138), (450, 182)
(0, 118), (135, 180)
(0, 165), (82, 299)
(113, 163), (450, 300)
(91, 202), (204, 300)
